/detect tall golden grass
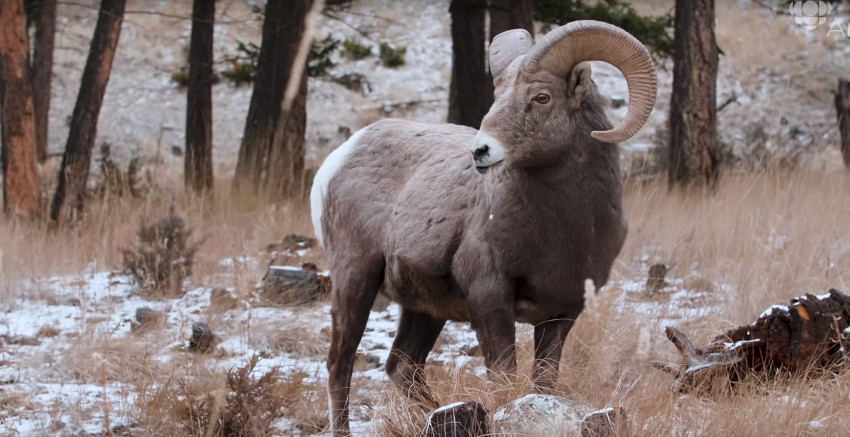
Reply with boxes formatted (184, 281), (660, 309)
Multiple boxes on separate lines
(3, 170), (850, 435)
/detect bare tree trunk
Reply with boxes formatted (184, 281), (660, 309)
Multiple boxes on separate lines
(668, 0), (718, 187)
(448, 0), (490, 129)
(234, 0), (310, 197)
(50, 0), (125, 223)
(489, 0), (533, 37)
(31, 0), (56, 163)
(184, 0), (214, 194)
(267, 72), (307, 199)
(834, 79), (850, 168)
(0, 0), (42, 218)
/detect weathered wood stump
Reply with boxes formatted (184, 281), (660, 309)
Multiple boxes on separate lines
(425, 402), (488, 437)
(188, 322), (216, 353)
(260, 264), (321, 306)
(655, 289), (850, 391)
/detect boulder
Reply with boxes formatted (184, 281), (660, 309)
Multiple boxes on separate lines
(492, 394), (624, 437)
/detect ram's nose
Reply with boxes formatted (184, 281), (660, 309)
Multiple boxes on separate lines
(472, 144), (490, 161)
(471, 130), (506, 173)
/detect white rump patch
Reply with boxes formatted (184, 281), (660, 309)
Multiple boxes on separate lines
(310, 128), (367, 246)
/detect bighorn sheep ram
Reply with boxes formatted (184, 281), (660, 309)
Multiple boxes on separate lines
(310, 21), (656, 435)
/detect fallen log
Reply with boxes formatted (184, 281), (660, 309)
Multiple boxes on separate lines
(654, 289), (850, 391)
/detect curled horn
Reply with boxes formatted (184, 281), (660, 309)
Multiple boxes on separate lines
(489, 29), (533, 80)
(525, 20), (657, 143)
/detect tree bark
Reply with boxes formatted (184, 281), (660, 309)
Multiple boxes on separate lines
(184, 0), (215, 194)
(50, 0), (125, 223)
(448, 0), (490, 129)
(834, 79), (850, 168)
(31, 0), (56, 163)
(234, 0), (311, 196)
(668, 0), (718, 187)
(267, 71), (307, 199)
(0, 0), (42, 218)
(489, 0), (533, 37)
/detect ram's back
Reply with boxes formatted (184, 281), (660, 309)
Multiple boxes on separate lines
(316, 119), (478, 269)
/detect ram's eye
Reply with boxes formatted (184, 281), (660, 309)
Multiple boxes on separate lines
(533, 93), (551, 104)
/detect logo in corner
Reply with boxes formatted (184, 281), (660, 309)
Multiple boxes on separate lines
(789, 1), (832, 30)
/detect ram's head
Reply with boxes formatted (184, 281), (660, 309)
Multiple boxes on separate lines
(471, 21), (657, 173)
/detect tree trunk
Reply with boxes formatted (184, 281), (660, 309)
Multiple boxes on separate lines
(668, 0), (718, 187)
(234, 0), (311, 196)
(834, 79), (850, 168)
(0, 0), (42, 218)
(267, 71), (307, 199)
(184, 0), (215, 194)
(448, 0), (490, 129)
(31, 0), (56, 163)
(50, 0), (125, 223)
(489, 0), (533, 37)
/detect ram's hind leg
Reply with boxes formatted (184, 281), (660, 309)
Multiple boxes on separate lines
(385, 308), (446, 409)
(327, 258), (384, 436)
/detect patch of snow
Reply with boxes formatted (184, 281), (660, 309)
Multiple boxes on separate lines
(760, 304), (789, 318)
(723, 339), (762, 350)
(432, 401), (467, 414)
(583, 406), (615, 421)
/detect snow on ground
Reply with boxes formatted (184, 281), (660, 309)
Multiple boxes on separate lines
(0, 261), (484, 435)
(0, 256), (733, 435)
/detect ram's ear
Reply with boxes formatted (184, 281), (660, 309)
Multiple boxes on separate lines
(566, 62), (593, 108)
(489, 29), (533, 85)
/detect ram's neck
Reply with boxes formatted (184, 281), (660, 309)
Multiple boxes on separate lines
(473, 143), (622, 236)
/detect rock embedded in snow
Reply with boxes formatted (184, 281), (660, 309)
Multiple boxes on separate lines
(130, 307), (165, 333)
(188, 322), (216, 353)
(425, 401), (488, 437)
(491, 394), (612, 436)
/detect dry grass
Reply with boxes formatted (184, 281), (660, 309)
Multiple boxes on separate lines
(4, 170), (850, 435)
(371, 170), (850, 435)
(0, 179), (318, 299)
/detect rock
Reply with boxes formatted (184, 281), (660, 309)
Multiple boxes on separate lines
(581, 407), (628, 437)
(35, 325), (61, 338)
(646, 263), (670, 296)
(4, 335), (41, 346)
(209, 288), (238, 312)
(491, 394), (594, 436)
(425, 401), (488, 437)
(610, 95), (626, 108)
(188, 322), (216, 353)
(266, 234), (315, 254)
(46, 296), (81, 306)
(317, 272), (332, 299)
(260, 265), (321, 306)
(131, 307), (165, 333)
(353, 352), (381, 372)
(459, 343), (481, 357)
(329, 72), (372, 95)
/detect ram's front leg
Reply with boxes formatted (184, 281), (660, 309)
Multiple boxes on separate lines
(531, 306), (582, 394)
(468, 278), (517, 380)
